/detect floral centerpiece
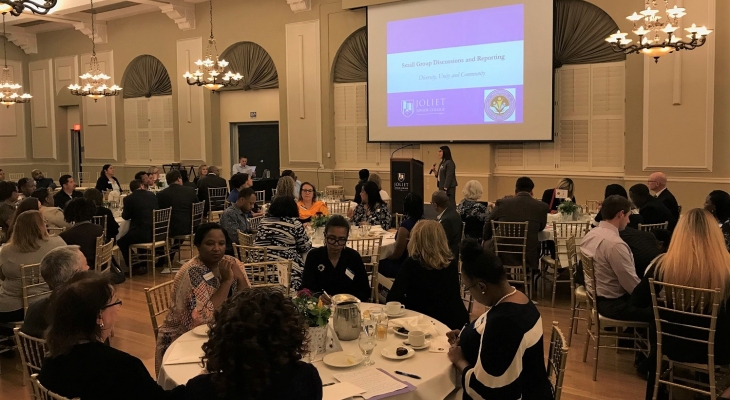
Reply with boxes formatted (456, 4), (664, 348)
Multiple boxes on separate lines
(293, 289), (332, 356)
(557, 199), (579, 220)
(310, 213), (330, 230)
(155, 180), (164, 189)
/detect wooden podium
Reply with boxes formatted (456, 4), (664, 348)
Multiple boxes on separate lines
(390, 158), (424, 214)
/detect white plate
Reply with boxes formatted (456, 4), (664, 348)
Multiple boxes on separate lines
(387, 310), (407, 318)
(322, 352), (364, 368)
(381, 346), (415, 360)
(191, 325), (209, 337)
(402, 339), (431, 350)
(392, 327), (431, 338)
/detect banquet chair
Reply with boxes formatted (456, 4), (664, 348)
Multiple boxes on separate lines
(579, 251), (650, 381)
(249, 216), (263, 233)
(120, 183), (130, 194)
(255, 190), (266, 205)
(585, 200), (601, 214)
(233, 244), (268, 264)
(638, 222), (669, 232)
(14, 327), (47, 387)
(394, 213), (404, 229)
(565, 237), (588, 347)
(129, 207), (172, 280)
(271, 188), (277, 198)
(369, 262), (380, 303)
(94, 236), (114, 272)
(325, 186), (345, 200)
(59, 172), (72, 179)
(547, 322), (569, 400)
(47, 227), (65, 236)
(244, 261), (293, 295)
(209, 210), (223, 223)
(207, 187), (228, 220)
(144, 280), (175, 340)
(170, 201), (205, 265)
(91, 215), (107, 242)
(541, 221), (590, 307)
(237, 230), (254, 246)
(8, 173), (25, 181)
(648, 280), (730, 400)
(491, 221), (532, 298)
(458, 261), (475, 313)
(347, 236), (383, 266)
(21, 263), (50, 312)
(376, 272), (394, 304)
(78, 172), (94, 186)
(30, 373), (79, 400)
(326, 201), (351, 216)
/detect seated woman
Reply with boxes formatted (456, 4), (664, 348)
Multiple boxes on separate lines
(4, 197), (40, 241)
(541, 177), (576, 213)
(378, 192), (423, 278)
(193, 164), (208, 186)
(351, 182), (392, 231)
(274, 176), (296, 200)
(184, 287), (322, 400)
(254, 196), (311, 291)
(32, 189), (71, 230)
(40, 272), (185, 400)
(301, 215), (370, 301)
(387, 220), (467, 330)
(94, 164), (122, 193)
(457, 180), (489, 240)
(0, 210), (65, 322)
(704, 190), (730, 251)
(632, 208), (730, 400)
(297, 182), (328, 224)
(448, 239), (552, 399)
(156, 223), (250, 373)
(60, 198), (104, 268)
(594, 184), (643, 229)
(367, 173), (390, 202)
(83, 188), (119, 241)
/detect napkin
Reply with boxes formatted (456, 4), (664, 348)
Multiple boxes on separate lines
(389, 315), (439, 337)
(429, 336), (450, 353)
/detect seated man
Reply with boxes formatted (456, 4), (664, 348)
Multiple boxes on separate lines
(32, 169), (56, 191)
(232, 156), (255, 177)
(17, 177), (36, 199)
(220, 188), (256, 246)
(134, 171), (155, 190)
(580, 195), (651, 322)
(647, 171), (680, 220)
(629, 184), (677, 231)
(21, 245), (89, 338)
(619, 226), (661, 278)
(117, 180), (159, 275)
(53, 175), (83, 210)
(157, 170), (199, 238)
(432, 190), (462, 266)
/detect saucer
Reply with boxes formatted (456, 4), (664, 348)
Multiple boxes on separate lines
(386, 310), (407, 318)
(402, 339), (431, 350)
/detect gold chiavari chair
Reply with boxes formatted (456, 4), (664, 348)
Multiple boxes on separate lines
(541, 221), (590, 307)
(458, 260), (475, 313)
(347, 236), (383, 265)
(566, 236), (588, 347)
(21, 263), (49, 313)
(271, 188), (278, 198)
(207, 187), (228, 220)
(14, 327), (47, 387)
(244, 260), (293, 295)
(8, 172), (25, 181)
(394, 213), (404, 229)
(91, 215), (107, 242)
(325, 186), (345, 200)
(249, 215), (263, 233)
(255, 190), (266, 206)
(170, 201), (206, 265)
(237, 230), (254, 246)
(326, 201), (351, 216)
(144, 280), (175, 341)
(638, 222), (669, 232)
(585, 200), (601, 214)
(579, 251), (650, 381)
(94, 236), (115, 272)
(129, 207), (172, 280)
(491, 221), (531, 298)
(209, 210), (223, 223)
(233, 244), (268, 264)
(30, 373), (80, 400)
(649, 280), (730, 400)
(547, 322), (569, 400)
(78, 172), (94, 186)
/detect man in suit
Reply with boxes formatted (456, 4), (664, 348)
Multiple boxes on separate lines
(619, 227), (661, 278)
(32, 169), (56, 191)
(197, 166), (228, 213)
(432, 190), (463, 265)
(629, 184), (677, 231)
(117, 179), (159, 275)
(647, 172), (680, 220)
(157, 170), (199, 238)
(135, 171), (155, 190)
(483, 177), (549, 274)
(53, 175), (83, 210)
(59, 198), (105, 268)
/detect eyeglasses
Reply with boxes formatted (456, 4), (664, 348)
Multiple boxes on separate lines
(102, 299), (122, 309)
(462, 282), (479, 291)
(326, 236), (348, 245)
(301, 189), (314, 193)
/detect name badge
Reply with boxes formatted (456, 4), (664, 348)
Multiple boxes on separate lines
(345, 268), (355, 280)
(203, 272), (215, 281)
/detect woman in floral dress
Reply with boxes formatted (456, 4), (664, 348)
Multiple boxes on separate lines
(351, 181), (392, 230)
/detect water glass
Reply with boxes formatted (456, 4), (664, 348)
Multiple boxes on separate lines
(373, 313), (389, 341)
(358, 332), (377, 366)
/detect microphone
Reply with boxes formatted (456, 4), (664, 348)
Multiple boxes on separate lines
(429, 163), (436, 175)
(391, 143), (415, 159)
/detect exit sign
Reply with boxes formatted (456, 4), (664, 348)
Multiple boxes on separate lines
(73, 124), (81, 130)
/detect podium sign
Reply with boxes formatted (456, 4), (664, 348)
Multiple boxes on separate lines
(390, 158), (424, 214)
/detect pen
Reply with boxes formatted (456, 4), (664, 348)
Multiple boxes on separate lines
(395, 371), (421, 379)
(322, 382), (336, 387)
(456, 322), (468, 340)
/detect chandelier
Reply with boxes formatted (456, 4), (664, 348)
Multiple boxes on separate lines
(68, 0), (121, 101)
(605, 0), (712, 63)
(0, 0), (57, 16)
(0, 13), (31, 107)
(182, 0), (242, 91)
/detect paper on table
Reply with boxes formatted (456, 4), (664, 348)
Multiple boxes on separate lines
(333, 368), (406, 399)
(162, 340), (205, 365)
(323, 382), (366, 400)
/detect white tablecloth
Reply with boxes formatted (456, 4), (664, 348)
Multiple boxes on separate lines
(538, 213), (595, 242)
(114, 215), (127, 241)
(157, 304), (457, 400)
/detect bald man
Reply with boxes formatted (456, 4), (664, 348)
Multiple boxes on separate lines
(647, 172), (679, 220)
(432, 190), (462, 265)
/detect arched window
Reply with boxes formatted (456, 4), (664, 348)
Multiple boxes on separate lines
(121, 55), (172, 98)
(333, 27), (367, 83)
(553, 0), (625, 68)
(218, 41), (278, 91)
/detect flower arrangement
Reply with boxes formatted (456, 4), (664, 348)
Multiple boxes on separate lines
(293, 289), (331, 327)
(557, 199), (579, 216)
(311, 213), (330, 229)
(155, 180), (164, 189)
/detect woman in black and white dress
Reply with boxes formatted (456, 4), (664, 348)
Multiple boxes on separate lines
(253, 196), (311, 290)
(447, 239), (552, 400)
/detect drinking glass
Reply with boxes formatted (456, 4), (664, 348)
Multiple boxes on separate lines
(358, 332), (377, 366)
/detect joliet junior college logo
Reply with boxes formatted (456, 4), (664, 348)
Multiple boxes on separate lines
(484, 89), (516, 122)
(398, 173), (406, 182)
(402, 100), (414, 117)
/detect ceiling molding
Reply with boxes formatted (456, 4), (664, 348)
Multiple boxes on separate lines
(159, 3), (196, 30)
(72, 20), (108, 43)
(4, 30), (38, 54)
(287, 0), (311, 12)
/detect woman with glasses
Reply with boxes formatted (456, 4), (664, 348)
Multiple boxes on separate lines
(40, 272), (186, 399)
(447, 239), (551, 400)
(301, 215), (370, 301)
(297, 182), (329, 224)
(386, 220), (467, 329)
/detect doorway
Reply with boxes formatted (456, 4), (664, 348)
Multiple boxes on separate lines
(235, 122), (280, 179)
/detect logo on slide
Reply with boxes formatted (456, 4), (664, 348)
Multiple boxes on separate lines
(484, 89), (516, 122)
(401, 100), (415, 117)
(398, 173), (406, 182)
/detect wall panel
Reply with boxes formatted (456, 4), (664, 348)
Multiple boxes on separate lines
(176, 37), (206, 162)
(80, 50), (117, 160)
(29, 59), (56, 159)
(0, 60), (27, 159)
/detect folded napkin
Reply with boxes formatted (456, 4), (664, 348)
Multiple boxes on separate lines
(389, 315), (439, 337)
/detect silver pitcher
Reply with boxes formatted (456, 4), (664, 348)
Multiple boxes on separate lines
(331, 294), (361, 341)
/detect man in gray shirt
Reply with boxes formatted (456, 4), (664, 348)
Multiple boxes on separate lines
(220, 188), (256, 248)
(580, 195), (652, 322)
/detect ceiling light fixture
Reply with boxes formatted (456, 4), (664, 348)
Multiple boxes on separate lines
(0, 12), (31, 107)
(0, 0), (57, 16)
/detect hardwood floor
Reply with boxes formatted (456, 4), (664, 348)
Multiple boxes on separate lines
(0, 274), (650, 400)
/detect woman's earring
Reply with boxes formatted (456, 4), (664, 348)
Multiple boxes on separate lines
(99, 321), (105, 329)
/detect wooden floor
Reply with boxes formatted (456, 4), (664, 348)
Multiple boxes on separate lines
(0, 273), (650, 400)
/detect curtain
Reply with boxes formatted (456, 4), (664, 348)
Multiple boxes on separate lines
(333, 27), (367, 83)
(122, 55), (172, 99)
(218, 42), (278, 91)
(554, 0), (626, 68)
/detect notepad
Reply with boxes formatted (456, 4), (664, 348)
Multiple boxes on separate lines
(333, 368), (407, 399)
(323, 382), (367, 400)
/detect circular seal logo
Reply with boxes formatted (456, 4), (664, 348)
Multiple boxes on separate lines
(484, 89), (516, 122)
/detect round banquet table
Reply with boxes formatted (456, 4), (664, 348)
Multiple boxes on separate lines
(157, 303), (457, 400)
(538, 213), (595, 242)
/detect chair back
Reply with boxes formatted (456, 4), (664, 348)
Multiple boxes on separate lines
(491, 221), (529, 291)
(638, 222), (669, 232)
(566, 236), (580, 296)
(120, 183), (130, 193)
(78, 172), (93, 186)
(578, 251), (598, 316)
(585, 200), (601, 214)
(233, 244), (268, 264)
(271, 188), (277, 197)
(209, 210), (223, 223)
(144, 280), (175, 339)
(325, 186), (345, 200)
(347, 237), (383, 263)
(14, 327), (47, 385)
(547, 322), (569, 400)
(207, 187), (228, 212)
(394, 213), (404, 228)
(551, 222), (590, 269)
(191, 201), (205, 234)
(255, 190), (266, 205)
(47, 227), (65, 236)
(30, 374), (79, 400)
(21, 263), (49, 312)
(249, 216), (263, 232)
(91, 215), (107, 242)
(152, 207), (172, 243)
(94, 236), (114, 272)
(463, 215), (485, 240)
(237, 230), (254, 246)
(327, 201), (351, 216)
(8, 172), (25, 181)
(244, 261), (293, 295)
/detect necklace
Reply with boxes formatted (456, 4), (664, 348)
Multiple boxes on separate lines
(488, 287), (517, 310)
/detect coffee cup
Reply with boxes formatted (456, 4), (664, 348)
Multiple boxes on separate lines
(408, 330), (425, 347)
(386, 301), (404, 315)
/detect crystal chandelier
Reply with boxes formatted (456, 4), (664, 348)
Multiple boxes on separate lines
(68, 0), (121, 101)
(0, 13), (31, 107)
(0, 0), (57, 16)
(605, 0), (712, 63)
(183, 0), (242, 91)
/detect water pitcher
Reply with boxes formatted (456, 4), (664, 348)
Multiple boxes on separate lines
(331, 294), (361, 341)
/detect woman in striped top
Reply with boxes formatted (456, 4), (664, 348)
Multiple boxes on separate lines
(448, 239), (552, 400)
